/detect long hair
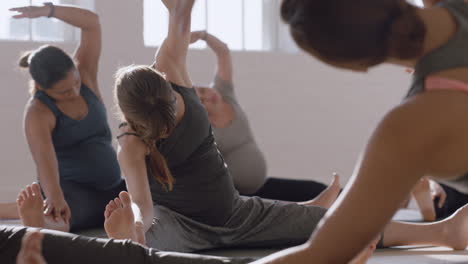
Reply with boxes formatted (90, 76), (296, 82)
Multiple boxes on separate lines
(115, 65), (177, 190)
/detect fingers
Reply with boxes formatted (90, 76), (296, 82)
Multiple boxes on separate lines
(12, 14), (29, 19)
(438, 189), (447, 208)
(63, 206), (71, 224)
(53, 206), (60, 221)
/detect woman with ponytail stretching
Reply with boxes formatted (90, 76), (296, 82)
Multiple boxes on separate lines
(5, 3), (125, 232)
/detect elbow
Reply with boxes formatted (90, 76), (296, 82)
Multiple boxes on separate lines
(84, 11), (101, 31)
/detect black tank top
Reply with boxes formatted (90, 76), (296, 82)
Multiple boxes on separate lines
(34, 84), (122, 190)
(147, 83), (237, 227)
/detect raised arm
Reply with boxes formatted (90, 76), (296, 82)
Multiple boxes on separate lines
(116, 129), (155, 233)
(190, 31), (233, 82)
(153, 0), (195, 88)
(24, 101), (71, 223)
(10, 4), (102, 99)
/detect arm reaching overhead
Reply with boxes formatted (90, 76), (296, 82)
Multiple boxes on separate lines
(190, 31), (233, 82)
(153, 0), (195, 88)
(10, 4), (102, 99)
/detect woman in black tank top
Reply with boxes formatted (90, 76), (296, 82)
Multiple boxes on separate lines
(260, 0), (468, 263)
(1, 4), (125, 232)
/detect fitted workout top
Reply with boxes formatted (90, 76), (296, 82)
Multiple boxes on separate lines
(147, 83), (237, 226)
(405, 0), (468, 194)
(34, 84), (122, 190)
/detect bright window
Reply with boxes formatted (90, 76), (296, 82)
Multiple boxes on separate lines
(144, 0), (265, 51)
(0, 0), (95, 42)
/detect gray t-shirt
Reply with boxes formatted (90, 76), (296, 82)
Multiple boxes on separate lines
(212, 76), (267, 194)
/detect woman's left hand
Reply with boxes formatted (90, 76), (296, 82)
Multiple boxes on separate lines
(10, 6), (50, 19)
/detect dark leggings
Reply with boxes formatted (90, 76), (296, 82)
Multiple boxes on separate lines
(0, 226), (254, 264)
(40, 180), (127, 232)
(434, 183), (468, 220)
(251, 177), (328, 202)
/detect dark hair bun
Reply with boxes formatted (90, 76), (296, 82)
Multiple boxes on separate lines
(19, 51), (32, 68)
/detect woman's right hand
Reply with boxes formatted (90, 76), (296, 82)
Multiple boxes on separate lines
(10, 5), (50, 19)
(44, 195), (71, 223)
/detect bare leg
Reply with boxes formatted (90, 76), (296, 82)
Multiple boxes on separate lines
(412, 178), (436, 221)
(299, 174), (341, 209)
(0, 202), (20, 219)
(16, 230), (47, 264)
(383, 203), (468, 250)
(17, 183), (69, 232)
(104, 191), (145, 244)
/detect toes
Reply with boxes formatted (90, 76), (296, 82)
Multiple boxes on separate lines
(31, 183), (41, 197)
(119, 192), (132, 207)
(19, 189), (29, 201)
(114, 198), (123, 208)
(26, 185), (34, 197)
(107, 200), (117, 211)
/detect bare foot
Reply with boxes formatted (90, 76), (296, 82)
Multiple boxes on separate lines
(412, 178), (436, 222)
(17, 183), (45, 228)
(442, 204), (468, 250)
(16, 230), (47, 264)
(104, 191), (139, 242)
(299, 173), (341, 209)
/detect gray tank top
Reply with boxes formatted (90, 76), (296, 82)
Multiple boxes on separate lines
(147, 83), (237, 227)
(34, 84), (122, 190)
(405, 0), (468, 194)
(211, 76), (267, 194)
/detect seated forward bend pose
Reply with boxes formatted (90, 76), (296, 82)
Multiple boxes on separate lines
(5, 3), (125, 232)
(188, 31), (340, 205)
(251, 0), (468, 263)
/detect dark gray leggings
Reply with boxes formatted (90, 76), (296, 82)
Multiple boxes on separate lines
(0, 226), (254, 264)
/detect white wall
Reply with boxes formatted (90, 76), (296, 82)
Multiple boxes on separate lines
(0, 0), (412, 201)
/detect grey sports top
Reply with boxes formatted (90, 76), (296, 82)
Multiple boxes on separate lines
(211, 76), (267, 195)
(405, 0), (468, 194)
(34, 84), (122, 190)
(147, 83), (237, 226)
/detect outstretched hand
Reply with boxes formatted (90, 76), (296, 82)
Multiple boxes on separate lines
(9, 6), (50, 19)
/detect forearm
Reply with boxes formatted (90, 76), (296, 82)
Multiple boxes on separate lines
(131, 200), (154, 232)
(51, 5), (100, 31)
(37, 169), (63, 199)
